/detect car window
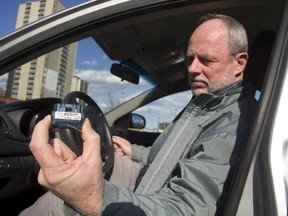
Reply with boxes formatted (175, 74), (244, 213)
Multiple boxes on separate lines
(93, 75), (155, 113)
(0, 37), (155, 111)
(133, 90), (191, 132)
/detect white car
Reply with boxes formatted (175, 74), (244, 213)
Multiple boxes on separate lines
(0, 0), (287, 215)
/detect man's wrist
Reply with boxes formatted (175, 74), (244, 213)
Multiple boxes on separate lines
(64, 199), (103, 216)
(63, 181), (104, 216)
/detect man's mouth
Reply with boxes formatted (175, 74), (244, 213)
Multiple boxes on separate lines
(191, 80), (207, 88)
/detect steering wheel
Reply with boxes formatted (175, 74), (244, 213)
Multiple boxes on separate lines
(55, 91), (114, 178)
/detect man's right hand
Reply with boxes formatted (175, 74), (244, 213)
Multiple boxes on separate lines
(29, 115), (104, 216)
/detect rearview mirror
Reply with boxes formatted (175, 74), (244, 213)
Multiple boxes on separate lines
(110, 63), (139, 84)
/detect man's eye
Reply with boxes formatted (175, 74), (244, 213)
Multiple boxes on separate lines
(186, 56), (195, 65)
(199, 57), (213, 65)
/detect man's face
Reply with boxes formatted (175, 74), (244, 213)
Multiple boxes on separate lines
(186, 19), (238, 95)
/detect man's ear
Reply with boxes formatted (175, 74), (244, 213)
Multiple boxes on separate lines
(234, 52), (249, 78)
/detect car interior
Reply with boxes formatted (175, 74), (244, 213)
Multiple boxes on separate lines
(0, 0), (286, 215)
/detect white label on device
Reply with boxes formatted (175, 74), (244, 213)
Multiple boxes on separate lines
(54, 111), (82, 120)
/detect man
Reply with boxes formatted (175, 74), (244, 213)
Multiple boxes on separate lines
(21, 13), (257, 215)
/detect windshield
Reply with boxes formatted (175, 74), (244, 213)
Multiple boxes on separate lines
(0, 37), (156, 113)
(73, 38), (155, 113)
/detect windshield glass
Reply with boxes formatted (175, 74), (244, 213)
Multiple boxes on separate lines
(73, 38), (155, 113)
(0, 37), (156, 113)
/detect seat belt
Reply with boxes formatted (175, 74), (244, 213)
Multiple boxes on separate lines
(135, 93), (229, 195)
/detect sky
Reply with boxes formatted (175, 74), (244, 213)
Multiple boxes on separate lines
(0, 0), (87, 37)
(0, 0), (112, 71)
(0, 0), (133, 99)
(0, 0), (191, 130)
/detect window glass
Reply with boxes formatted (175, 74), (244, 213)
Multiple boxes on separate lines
(0, 37), (155, 111)
(73, 39), (155, 113)
(134, 90), (192, 131)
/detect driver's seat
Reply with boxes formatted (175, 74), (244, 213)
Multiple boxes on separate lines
(245, 30), (276, 92)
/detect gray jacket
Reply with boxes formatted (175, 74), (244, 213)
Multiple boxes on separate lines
(66, 84), (257, 216)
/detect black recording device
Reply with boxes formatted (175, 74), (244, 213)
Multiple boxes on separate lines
(51, 103), (84, 130)
(50, 103), (85, 156)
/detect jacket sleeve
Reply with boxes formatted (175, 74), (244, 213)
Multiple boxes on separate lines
(131, 144), (151, 164)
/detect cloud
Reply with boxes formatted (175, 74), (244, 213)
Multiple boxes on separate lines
(75, 68), (151, 88)
(74, 68), (152, 112)
(81, 58), (97, 66)
(135, 90), (191, 122)
(75, 69), (126, 87)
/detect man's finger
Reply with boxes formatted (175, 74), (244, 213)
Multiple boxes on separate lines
(81, 118), (101, 162)
(29, 115), (60, 168)
(51, 138), (77, 163)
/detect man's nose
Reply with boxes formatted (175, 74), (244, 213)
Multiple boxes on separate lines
(187, 58), (201, 74)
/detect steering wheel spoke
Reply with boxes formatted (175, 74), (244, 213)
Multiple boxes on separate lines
(61, 91), (114, 179)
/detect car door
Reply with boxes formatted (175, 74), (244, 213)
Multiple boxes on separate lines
(224, 1), (288, 215)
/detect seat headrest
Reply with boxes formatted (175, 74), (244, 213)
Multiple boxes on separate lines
(245, 30), (276, 91)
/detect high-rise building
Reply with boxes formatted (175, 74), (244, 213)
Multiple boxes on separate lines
(6, 0), (77, 100)
(71, 75), (88, 94)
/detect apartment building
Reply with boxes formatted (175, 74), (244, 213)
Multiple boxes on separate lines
(71, 75), (88, 93)
(6, 0), (77, 100)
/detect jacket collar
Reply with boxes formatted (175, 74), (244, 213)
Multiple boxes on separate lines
(188, 81), (250, 116)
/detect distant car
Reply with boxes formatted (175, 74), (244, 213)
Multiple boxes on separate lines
(0, 0), (288, 215)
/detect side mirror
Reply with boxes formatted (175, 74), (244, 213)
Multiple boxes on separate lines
(114, 113), (146, 130)
(129, 113), (146, 129)
(110, 63), (139, 84)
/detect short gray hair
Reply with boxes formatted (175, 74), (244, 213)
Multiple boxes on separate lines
(197, 13), (248, 56)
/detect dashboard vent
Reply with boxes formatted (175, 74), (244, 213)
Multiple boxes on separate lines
(0, 113), (13, 137)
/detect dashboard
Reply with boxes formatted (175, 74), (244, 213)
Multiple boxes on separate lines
(0, 98), (61, 200)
